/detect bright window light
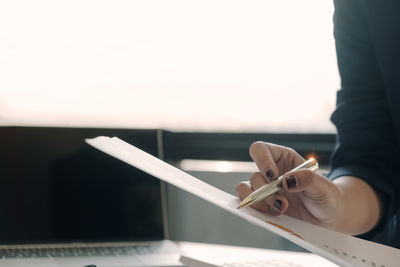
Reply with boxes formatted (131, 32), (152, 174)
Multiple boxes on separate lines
(0, 0), (339, 133)
(180, 160), (257, 173)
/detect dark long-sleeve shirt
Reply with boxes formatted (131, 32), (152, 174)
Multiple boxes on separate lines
(328, 0), (400, 248)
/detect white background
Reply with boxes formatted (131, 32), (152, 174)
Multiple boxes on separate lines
(0, 0), (339, 132)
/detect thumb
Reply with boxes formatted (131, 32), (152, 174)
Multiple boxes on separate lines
(281, 169), (331, 198)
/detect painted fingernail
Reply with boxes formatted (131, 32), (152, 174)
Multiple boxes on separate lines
(286, 175), (297, 189)
(274, 199), (283, 211)
(266, 170), (274, 181)
(270, 206), (281, 216)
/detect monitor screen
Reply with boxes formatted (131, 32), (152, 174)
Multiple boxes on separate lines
(0, 127), (164, 244)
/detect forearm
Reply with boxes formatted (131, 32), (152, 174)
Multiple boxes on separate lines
(332, 176), (384, 235)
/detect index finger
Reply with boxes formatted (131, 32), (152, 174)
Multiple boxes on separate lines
(249, 141), (281, 181)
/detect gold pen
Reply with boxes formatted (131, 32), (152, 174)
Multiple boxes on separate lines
(237, 157), (319, 209)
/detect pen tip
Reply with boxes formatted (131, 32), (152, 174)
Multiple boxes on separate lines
(238, 197), (253, 209)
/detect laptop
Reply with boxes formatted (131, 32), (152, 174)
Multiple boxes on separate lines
(0, 126), (184, 267)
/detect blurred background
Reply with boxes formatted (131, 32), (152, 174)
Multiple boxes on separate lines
(0, 0), (339, 252)
(0, 0), (338, 132)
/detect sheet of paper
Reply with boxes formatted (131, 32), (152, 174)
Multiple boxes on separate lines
(86, 136), (400, 267)
(179, 242), (339, 267)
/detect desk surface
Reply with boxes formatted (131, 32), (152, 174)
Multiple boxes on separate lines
(177, 241), (338, 267)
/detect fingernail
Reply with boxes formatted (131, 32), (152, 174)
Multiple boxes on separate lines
(270, 206), (281, 216)
(274, 199), (282, 211)
(286, 175), (297, 189)
(266, 170), (274, 181)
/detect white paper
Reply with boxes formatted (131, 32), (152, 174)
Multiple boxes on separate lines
(179, 242), (339, 267)
(86, 136), (400, 267)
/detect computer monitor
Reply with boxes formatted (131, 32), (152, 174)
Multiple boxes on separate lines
(0, 127), (164, 244)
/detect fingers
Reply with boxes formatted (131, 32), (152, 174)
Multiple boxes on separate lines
(271, 193), (289, 215)
(281, 169), (331, 199)
(249, 142), (305, 180)
(235, 181), (253, 200)
(236, 181), (270, 212)
(236, 173), (289, 215)
(249, 172), (268, 189)
(249, 173), (288, 215)
(249, 142), (280, 181)
(249, 172), (276, 208)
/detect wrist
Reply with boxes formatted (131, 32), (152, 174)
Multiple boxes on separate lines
(330, 176), (382, 235)
(317, 181), (346, 231)
(325, 181), (348, 232)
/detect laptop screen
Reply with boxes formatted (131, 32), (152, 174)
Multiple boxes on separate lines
(0, 127), (164, 244)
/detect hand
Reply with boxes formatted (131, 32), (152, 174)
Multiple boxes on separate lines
(236, 141), (344, 229)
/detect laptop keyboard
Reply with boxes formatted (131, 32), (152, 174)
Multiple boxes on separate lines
(0, 245), (158, 259)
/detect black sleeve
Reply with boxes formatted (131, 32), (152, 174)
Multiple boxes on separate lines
(328, 0), (400, 242)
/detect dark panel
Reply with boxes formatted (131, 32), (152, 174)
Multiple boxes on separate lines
(163, 131), (335, 165)
(0, 127), (163, 243)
